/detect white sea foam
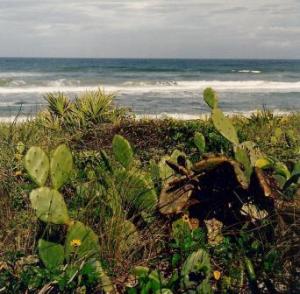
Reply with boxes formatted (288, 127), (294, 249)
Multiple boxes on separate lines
(1, 80), (300, 94)
(237, 70), (261, 74)
(0, 72), (47, 78)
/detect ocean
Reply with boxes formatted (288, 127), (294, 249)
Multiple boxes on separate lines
(0, 58), (300, 119)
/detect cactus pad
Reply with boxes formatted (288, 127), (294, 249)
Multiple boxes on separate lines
(234, 146), (253, 182)
(50, 144), (73, 189)
(212, 108), (239, 145)
(203, 87), (218, 109)
(38, 239), (64, 270)
(181, 249), (211, 289)
(30, 187), (69, 224)
(159, 150), (191, 181)
(112, 135), (133, 169)
(194, 132), (206, 153)
(65, 221), (100, 261)
(24, 146), (49, 186)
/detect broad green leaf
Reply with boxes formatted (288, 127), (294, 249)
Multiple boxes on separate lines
(112, 135), (133, 169)
(38, 239), (64, 270)
(30, 187), (69, 224)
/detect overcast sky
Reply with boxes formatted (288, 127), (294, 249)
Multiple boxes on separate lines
(0, 0), (299, 58)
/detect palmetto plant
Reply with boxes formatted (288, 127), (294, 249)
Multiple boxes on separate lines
(44, 92), (72, 119)
(74, 89), (116, 125)
(42, 88), (127, 129)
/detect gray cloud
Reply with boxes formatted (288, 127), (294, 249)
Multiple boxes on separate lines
(0, 0), (299, 58)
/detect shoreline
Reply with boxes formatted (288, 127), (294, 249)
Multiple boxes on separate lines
(0, 109), (297, 123)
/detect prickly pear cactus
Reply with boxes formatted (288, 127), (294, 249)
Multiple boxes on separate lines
(181, 249), (211, 289)
(212, 108), (239, 145)
(30, 187), (69, 224)
(65, 221), (100, 261)
(50, 144), (73, 189)
(203, 87), (218, 109)
(158, 150), (191, 181)
(38, 239), (64, 270)
(194, 132), (206, 153)
(234, 146), (252, 182)
(24, 147), (49, 186)
(112, 135), (133, 169)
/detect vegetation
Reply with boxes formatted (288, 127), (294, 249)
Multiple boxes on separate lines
(0, 88), (299, 293)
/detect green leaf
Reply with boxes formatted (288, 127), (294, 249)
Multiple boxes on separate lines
(155, 289), (173, 294)
(50, 144), (73, 189)
(38, 239), (64, 270)
(158, 150), (191, 181)
(194, 132), (206, 153)
(212, 108), (239, 145)
(24, 146), (49, 186)
(234, 146), (252, 182)
(30, 187), (69, 224)
(112, 135), (133, 169)
(115, 169), (157, 215)
(197, 280), (213, 294)
(181, 249), (211, 289)
(65, 221), (100, 261)
(203, 88), (218, 109)
(133, 266), (150, 278)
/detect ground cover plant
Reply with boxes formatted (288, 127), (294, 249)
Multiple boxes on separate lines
(0, 88), (299, 293)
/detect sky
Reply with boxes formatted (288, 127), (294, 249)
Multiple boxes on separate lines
(0, 0), (300, 58)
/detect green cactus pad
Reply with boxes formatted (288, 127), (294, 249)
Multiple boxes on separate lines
(212, 108), (239, 145)
(181, 249), (211, 289)
(38, 239), (64, 270)
(30, 187), (69, 224)
(159, 150), (191, 181)
(112, 135), (133, 169)
(65, 221), (100, 261)
(24, 146), (49, 187)
(194, 132), (206, 153)
(234, 146), (253, 181)
(203, 87), (218, 109)
(50, 144), (73, 189)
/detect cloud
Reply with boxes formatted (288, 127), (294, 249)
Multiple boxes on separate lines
(0, 0), (299, 58)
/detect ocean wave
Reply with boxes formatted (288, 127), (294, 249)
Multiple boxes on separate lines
(46, 79), (81, 87)
(232, 70), (261, 74)
(0, 80), (300, 94)
(122, 80), (178, 87)
(0, 72), (47, 78)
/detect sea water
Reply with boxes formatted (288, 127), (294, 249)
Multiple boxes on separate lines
(0, 58), (300, 118)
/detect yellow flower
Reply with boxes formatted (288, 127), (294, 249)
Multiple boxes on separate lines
(182, 214), (189, 223)
(213, 270), (221, 280)
(70, 239), (81, 247)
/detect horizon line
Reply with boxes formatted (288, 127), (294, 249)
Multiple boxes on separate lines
(1, 56), (300, 61)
